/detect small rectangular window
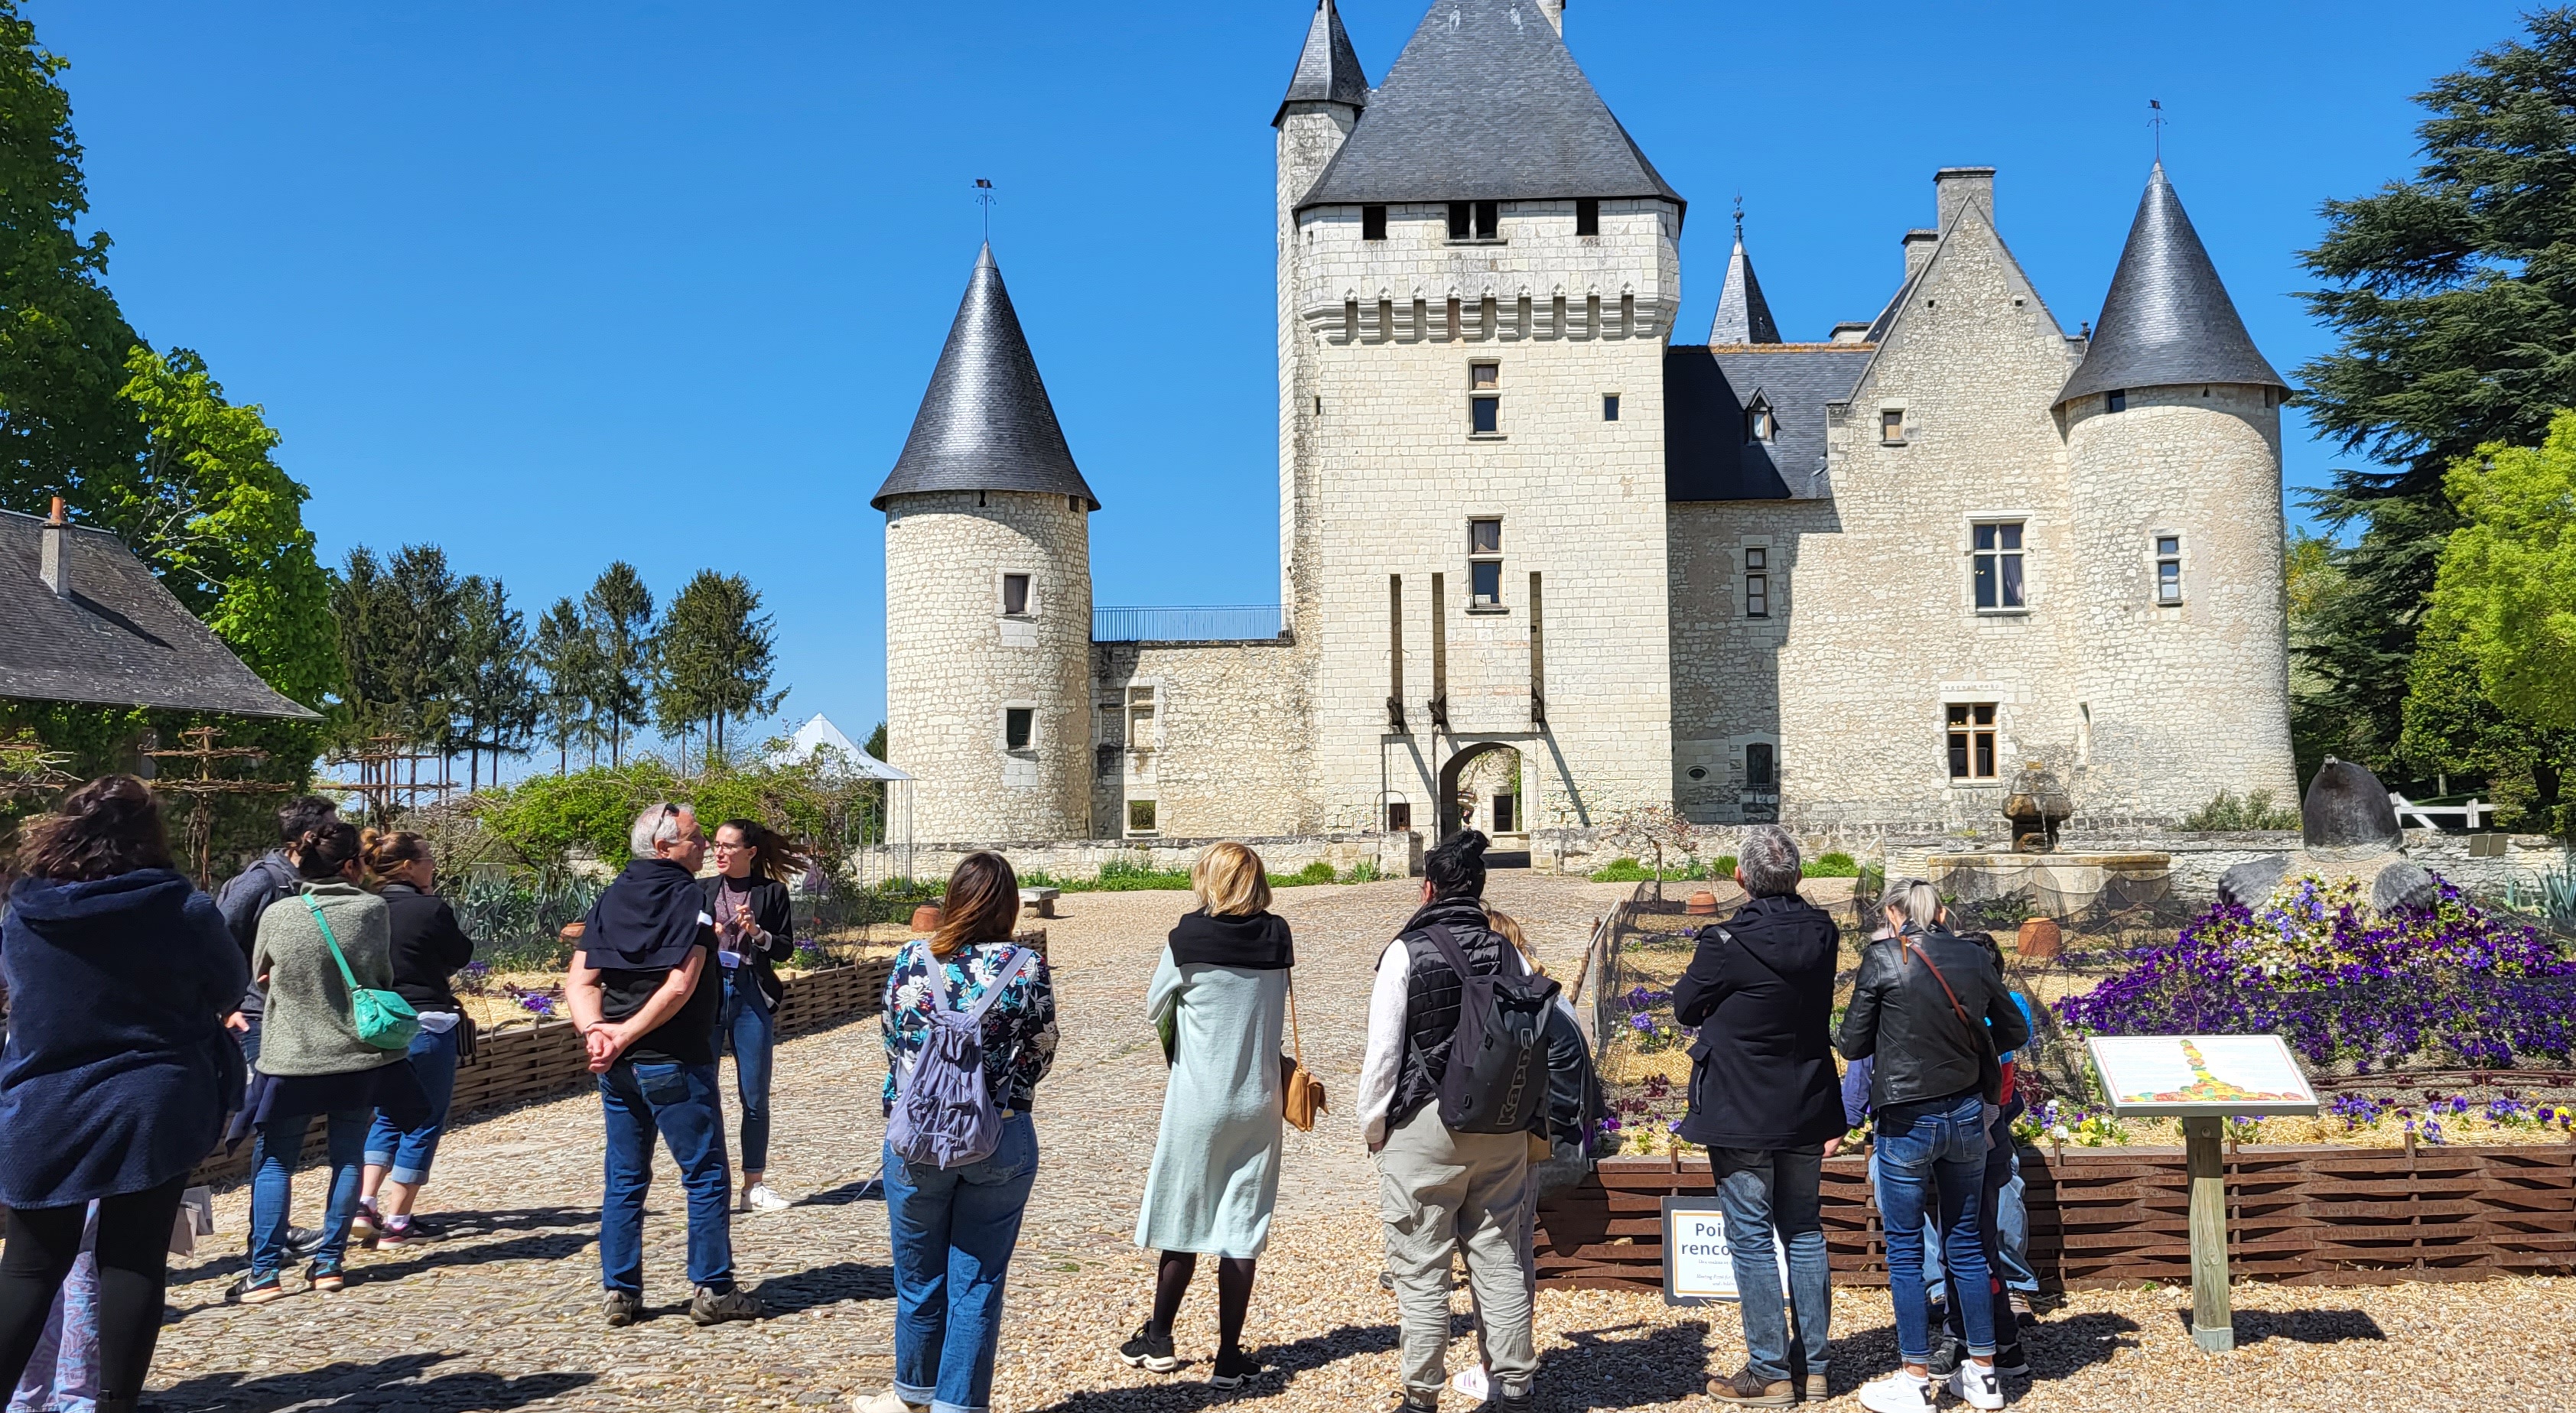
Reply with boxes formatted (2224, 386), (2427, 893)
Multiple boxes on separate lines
(1004, 707), (1034, 751)
(1745, 547), (1769, 619)
(1362, 204), (1388, 241)
(1448, 202), (1471, 239)
(1127, 798), (1157, 833)
(1475, 200), (1499, 239)
(1472, 396), (1499, 434)
(1469, 515), (1504, 606)
(2107, 389), (2129, 414)
(1472, 362), (1498, 388)
(2155, 534), (2183, 604)
(1469, 518), (1502, 554)
(1470, 362), (1500, 435)
(1881, 408), (1905, 443)
(1947, 702), (1999, 780)
(1470, 560), (1501, 606)
(1602, 393), (1620, 421)
(1972, 521), (2026, 612)
(1748, 402), (1774, 441)
(1576, 198), (1600, 237)
(1746, 742), (1776, 788)
(1000, 573), (1030, 616)
(1386, 801), (1412, 831)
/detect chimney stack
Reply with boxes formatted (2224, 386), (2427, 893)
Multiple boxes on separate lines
(39, 496), (70, 598)
(1934, 166), (1997, 232)
(1902, 229), (1939, 282)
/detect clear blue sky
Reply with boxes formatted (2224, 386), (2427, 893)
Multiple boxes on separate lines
(32, 0), (2535, 751)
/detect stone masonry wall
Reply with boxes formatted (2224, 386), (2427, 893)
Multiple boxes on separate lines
(883, 489), (1092, 843)
(1091, 638), (1311, 842)
(1668, 498), (1843, 823)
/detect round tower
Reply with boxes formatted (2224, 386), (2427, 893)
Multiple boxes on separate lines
(2058, 164), (2297, 821)
(876, 245), (1098, 844)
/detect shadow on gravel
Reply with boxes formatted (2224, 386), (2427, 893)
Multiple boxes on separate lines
(168, 1205), (597, 1289)
(1547, 1320), (1713, 1408)
(1828, 1311), (2143, 1392)
(154, 1353), (593, 1412)
(756, 1259), (898, 1314)
(1014, 1322), (1401, 1413)
(346, 1227), (600, 1287)
(2191, 1307), (2386, 1347)
(802, 1175), (888, 1207)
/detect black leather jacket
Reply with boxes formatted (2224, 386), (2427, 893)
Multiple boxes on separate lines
(1836, 924), (2028, 1113)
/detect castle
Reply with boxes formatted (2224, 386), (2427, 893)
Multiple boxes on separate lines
(874, 0), (2297, 855)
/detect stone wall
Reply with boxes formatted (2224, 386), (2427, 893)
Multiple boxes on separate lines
(1091, 638), (1311, 842)
(858, 830), (1419, 887)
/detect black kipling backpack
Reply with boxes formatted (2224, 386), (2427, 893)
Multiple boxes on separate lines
(1420, 923), (1562, 1134)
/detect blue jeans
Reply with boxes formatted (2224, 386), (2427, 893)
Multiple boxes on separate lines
(249, 1109), (368, 1278)
(598, 1059), (734, 1294)
(1710, 1145), (1832, 1385)
(364, 1025), (460, 1184)
(1872, 1093), (1995, 1363)
(721, 970), (776, 1173)
(1939, 1109), (2023, 1356)
(1993, 1148), (2036, 1294)
(884, 1112), (1038, 1413)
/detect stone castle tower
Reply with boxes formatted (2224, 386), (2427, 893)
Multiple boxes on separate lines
(874, 245), (1098, 843)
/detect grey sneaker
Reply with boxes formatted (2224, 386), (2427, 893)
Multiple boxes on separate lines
(1803, 1374), (1829, 1402)
(689, 1284), (765, 1325)
(1707, 1366), (1795, 1407)
(601, 1289), (642, 1327)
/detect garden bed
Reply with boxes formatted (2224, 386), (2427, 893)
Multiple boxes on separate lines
(1534, 1142), (2576, 1291)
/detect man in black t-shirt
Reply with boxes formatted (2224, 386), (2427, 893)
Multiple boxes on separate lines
(568, 803), (763, 1328)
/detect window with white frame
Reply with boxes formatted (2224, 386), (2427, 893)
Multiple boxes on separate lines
(1470, 362), (1501, 435)
(1972, 521), (2025, 612)
(1745, 547), (1770, 619)
(1469, 518), (1504, 607)
(1947, 703), (1999, 780)
(2155, 534), (2182, 605)
(1747, 396), (1775, 443)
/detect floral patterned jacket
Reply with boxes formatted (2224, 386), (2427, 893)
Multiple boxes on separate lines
(880, 937), (1060, 1116)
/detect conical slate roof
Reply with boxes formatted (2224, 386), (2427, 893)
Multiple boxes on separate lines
(2057, 164), (2286, 407)
(1296, 0), (1682, 212)
(1708, 216), (1780, 345)
(1273, 0), (1368, 125)
(873, 245), (1098, 512)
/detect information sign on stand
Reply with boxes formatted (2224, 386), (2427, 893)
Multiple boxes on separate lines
(2086, 1035), (2319, 1353)
(1660, 1197), (1791, 1306)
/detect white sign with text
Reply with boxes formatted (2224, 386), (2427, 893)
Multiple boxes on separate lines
(1661, 1197), (1794, 1305)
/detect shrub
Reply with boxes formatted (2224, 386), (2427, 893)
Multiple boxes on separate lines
(1589, 857), (1650, 882)
(1270, 860), (1337, 888)
(2178, 788), (2301, 831)
(1338, 859), (1386, 884)
(1803, 851), (1859, 879)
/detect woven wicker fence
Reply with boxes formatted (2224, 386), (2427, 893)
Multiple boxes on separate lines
(1537, 1143), (2576, 1291)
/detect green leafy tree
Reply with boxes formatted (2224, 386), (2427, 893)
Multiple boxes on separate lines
(2296, 9), (2576, 768)
(2428, 411), (2576, 728)
(531, 596), (600, 772)
(2399, 634), (2572, 832)
(652, 570), (784, 765)
(0, 2), (144, 515)
(583, 562), (654, 768)
(452, 575), (536, 791)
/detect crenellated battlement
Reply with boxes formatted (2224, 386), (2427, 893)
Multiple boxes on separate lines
(1293, 198), (1680, 343)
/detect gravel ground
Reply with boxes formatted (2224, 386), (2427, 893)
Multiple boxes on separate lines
(145, 873), (2576, 1412)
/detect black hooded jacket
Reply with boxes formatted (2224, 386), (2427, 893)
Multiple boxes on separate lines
(1673, 892), (1849, 1149)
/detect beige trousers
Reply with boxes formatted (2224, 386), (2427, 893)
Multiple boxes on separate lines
(1375, 1106), (1538, 1397)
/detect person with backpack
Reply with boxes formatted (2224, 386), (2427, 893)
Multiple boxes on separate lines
(1672, 826), (1848, 1407)
(212, 796), (339, 1067)
(565, 804), (763, 1329)
(1119, 842), (1294, 1388)
(1354, 830), (1558, 1413)
(1837, 880), (2028, 1413)
(860, 852), (1058, 1413)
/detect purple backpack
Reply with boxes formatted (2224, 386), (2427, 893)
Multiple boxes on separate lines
(886, 946), (1035, 1170)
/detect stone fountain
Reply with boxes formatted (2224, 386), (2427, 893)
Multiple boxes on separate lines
(1928, 762), (2171, 921)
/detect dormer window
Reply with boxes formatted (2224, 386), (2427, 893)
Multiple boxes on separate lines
(1447, 200), (1500, 242)
(2107, 389), (2129, 414)
(1747, 398), (1775, 443)
(1576, 199), (1600, 237)
(1362, 205), (1388, 241)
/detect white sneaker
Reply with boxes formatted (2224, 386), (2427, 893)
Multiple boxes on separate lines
(742, 1183), (792, 1213)
(1858, 1370), (1936, 1413)
(1450, 1363), (1490, 1401)
(1947, 1361), (2005, 1410)
(847, 1392), (926, 1413)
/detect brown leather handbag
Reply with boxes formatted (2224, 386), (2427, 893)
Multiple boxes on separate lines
(1279, 976), (1327, 1132)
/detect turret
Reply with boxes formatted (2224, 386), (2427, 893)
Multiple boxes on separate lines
(875, 245), (1097, 843)
(1276, 1), (1369, 625)
(1707, 210), (1780, 345)
(2057, 164), (2295, 818)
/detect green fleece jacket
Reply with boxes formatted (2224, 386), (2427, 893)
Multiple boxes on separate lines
(249, 881), (404, 1077)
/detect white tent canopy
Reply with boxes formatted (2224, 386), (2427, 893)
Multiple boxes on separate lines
(772, 713), (911, 781)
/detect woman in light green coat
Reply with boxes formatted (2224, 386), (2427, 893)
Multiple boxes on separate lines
(1118, 842), (1292, 1388)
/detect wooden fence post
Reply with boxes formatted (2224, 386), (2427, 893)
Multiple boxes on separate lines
(2184, 1116), (2233, 1352)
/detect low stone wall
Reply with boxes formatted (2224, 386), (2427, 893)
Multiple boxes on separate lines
(1539, 1143), (2576, 1291)
(857, 830), (1420, 883)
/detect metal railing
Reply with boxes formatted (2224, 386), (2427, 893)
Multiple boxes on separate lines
(1092, 605), (1285, 642)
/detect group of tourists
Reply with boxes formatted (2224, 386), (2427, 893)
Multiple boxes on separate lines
(0, 771), (2038, 1413)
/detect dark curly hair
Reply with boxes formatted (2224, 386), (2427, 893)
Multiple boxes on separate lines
(18, 776), (176, 882)
(1426, 829), (1490, 900)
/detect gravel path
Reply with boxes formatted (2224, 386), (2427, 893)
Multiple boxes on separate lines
(147, 874), (2575, 1412)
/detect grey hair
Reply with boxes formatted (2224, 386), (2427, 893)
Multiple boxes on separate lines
(1735, 826), (1802, 898)
(629, 802), (694, 859)
(1879, 877), (1943, 930)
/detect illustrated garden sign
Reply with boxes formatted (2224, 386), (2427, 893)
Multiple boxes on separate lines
(2086, 1035), (2320, 1352)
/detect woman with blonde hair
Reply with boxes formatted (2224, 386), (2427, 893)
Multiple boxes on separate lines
(1120, 842), (1293, 1388)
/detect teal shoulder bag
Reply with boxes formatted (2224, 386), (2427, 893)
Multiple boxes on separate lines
(303, 893), (421, 1051)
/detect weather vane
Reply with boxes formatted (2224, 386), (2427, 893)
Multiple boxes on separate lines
(1732, 190), (1743, 236)
(974, 177), (996, 242)
(2149, 99), (2165, 162)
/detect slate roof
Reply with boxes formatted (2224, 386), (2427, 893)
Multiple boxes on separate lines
(1666, 345), (1873, 502)
(0, 509), (320, 719)
(873, 245), (1099, 512)
(2057, 163), (2287, 407)
(1296, 0), (1683, 213)
(1274, 0), (1369, 124)
(1708, 219), (1781, 345)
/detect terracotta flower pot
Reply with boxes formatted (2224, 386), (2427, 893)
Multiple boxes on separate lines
(910, 904), (944, 934)
(2016, 916), (2062, 961)
(1685, 889), (1720, 916)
